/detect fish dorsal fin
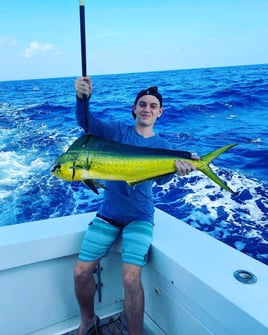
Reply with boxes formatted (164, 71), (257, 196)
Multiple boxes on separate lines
(67, 134), (92, 151)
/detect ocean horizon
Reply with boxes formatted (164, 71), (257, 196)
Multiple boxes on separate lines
(2, 62), (267, 83)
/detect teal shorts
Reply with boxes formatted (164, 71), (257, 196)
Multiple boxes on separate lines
(78, 216), (153, 267)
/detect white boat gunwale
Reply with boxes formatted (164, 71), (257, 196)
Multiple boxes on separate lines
(1, 209), (267, 334)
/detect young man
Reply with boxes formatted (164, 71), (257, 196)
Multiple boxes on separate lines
(74, 77), (196, 335)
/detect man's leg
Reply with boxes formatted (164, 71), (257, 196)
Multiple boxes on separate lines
(123, 263), (144, 335)
(74, 216), (121, 334)
(121, 221), (153, 335)
(74, 260), (99, 335)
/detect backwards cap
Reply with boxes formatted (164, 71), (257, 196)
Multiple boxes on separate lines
(134, 86), (162, 107)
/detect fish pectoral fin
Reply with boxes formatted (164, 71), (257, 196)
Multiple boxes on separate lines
(82, 179), (108, 194)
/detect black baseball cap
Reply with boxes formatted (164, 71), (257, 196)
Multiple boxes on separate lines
(134, 86), (162, 107)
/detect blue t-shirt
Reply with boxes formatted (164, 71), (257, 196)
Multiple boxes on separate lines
(76, 98), (173, 224)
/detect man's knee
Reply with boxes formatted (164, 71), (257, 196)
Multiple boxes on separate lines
(123, 264), (142, 290)
(74, 261), (98, 284)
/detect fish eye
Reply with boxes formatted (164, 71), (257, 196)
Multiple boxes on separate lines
(51, 164), (61, 172)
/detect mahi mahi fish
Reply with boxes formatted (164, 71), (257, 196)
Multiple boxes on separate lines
(52, 134), (237, 194)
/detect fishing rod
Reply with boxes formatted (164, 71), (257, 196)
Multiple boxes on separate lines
(79, 0), (102, 303)
(79, 0), (89, 133)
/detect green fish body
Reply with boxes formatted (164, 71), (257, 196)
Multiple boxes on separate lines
(52, 134), (237, 194)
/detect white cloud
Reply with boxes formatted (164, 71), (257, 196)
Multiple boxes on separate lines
(23, 41), (56, 58)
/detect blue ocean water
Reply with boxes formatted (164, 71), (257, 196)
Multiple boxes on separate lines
(1, 64), (268, 265)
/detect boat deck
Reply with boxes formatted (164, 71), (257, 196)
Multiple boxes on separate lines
(65, 313), (129, 335)
(64, 312), (154, 335)
(66, 321), (127, 335)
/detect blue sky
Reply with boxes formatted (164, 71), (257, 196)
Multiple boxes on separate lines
(1, 0), (268, 81)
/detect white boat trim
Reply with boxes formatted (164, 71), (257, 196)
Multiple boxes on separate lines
(1, 209), (267, 334)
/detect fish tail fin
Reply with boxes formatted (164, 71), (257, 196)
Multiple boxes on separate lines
(199, 144), (238, 194)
